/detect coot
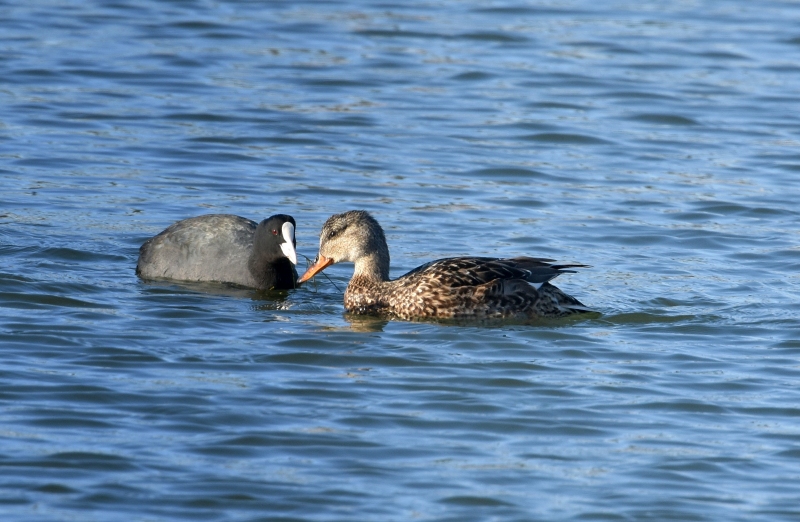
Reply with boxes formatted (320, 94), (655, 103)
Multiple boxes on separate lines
(137, 214), (298, 290)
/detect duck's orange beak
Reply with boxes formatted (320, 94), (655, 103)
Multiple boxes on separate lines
(298, 255), (334, 284)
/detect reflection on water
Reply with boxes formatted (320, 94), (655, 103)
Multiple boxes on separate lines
(343, 314), (389, 332)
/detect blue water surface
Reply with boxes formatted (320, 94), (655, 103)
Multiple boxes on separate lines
(2, 0), (800, 520)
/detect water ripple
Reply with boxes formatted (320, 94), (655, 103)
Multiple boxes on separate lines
(2, 0), (800, 521)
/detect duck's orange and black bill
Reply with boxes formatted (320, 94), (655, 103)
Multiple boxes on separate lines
(298, 255), (333, 284)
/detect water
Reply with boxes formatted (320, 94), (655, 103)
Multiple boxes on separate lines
(2, 0), (800, 520)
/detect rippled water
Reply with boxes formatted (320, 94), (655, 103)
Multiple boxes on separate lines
(3, 0), (800, 520)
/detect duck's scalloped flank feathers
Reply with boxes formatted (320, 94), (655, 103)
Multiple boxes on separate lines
(399, 257), (590, 288)
(299, 210), (594, 321)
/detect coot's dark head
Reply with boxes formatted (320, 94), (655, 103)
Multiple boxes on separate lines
(253, 214), (298, 265)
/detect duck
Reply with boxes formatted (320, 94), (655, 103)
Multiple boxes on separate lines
(298, 210), (592, 321)
(136, 214), (298, 290)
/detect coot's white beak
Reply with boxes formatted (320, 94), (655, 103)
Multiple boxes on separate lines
(279, 222), (298, 265)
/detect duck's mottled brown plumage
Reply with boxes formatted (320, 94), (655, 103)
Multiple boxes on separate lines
(299, 210), (593, 321)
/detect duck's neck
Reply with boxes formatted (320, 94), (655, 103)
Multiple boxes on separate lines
(352, 249), (390, 283)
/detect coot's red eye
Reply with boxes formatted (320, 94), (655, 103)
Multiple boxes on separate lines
(272, 229), (278, 235)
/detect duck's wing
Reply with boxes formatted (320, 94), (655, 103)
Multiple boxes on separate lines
(504, 257), (590, 285)
(397, 256), (588, 289)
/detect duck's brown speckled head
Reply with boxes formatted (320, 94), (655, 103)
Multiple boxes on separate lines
(298, 210), (390, 284)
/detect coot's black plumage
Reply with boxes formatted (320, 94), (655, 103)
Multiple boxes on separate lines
(136, 214), (298, 290)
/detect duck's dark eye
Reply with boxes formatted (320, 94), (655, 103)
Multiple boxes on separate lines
(272, 229), (278, 235)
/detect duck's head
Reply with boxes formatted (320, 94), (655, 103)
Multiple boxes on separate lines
(298, 210), (389, 284)
(253, 214), (298, 265)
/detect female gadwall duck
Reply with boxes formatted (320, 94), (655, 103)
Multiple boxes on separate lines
(298, 210), (592, 320)
(137, 214), (298, 290)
